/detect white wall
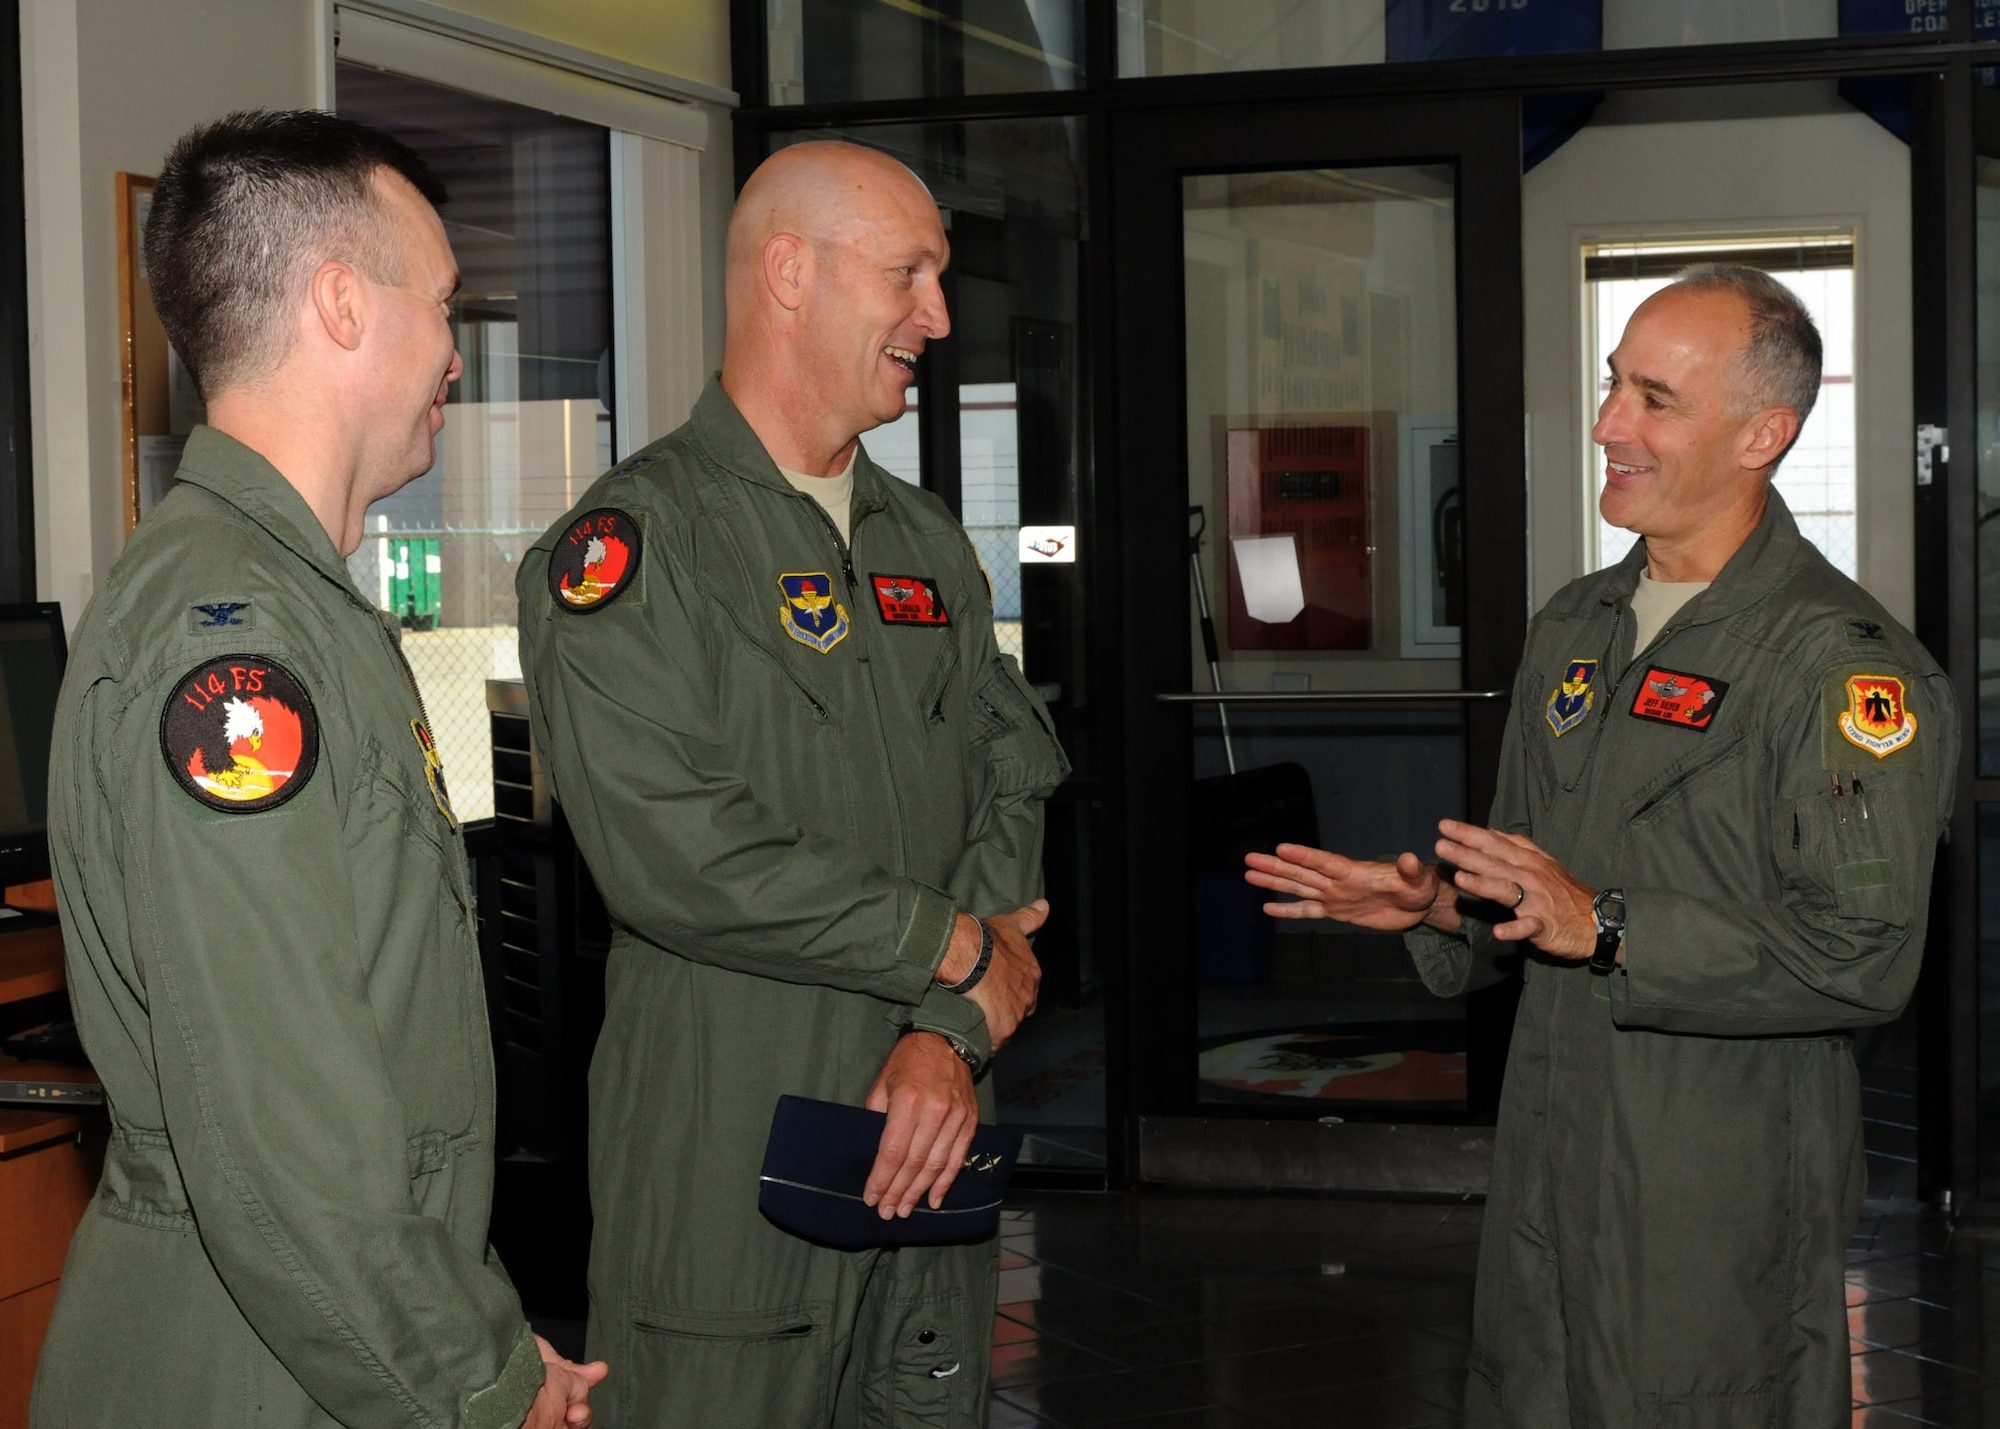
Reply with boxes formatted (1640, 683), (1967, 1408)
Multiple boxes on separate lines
(23, 0), (317, 616)
(1522, 83), (1916, 625)
(21, 0), (735, 619)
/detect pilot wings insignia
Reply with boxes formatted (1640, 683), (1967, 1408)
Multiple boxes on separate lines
(1647, 676), (1688, 699)
(778, 572), (849, 653)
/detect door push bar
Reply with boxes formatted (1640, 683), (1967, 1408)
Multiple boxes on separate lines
(1156, 690), (1510, 705)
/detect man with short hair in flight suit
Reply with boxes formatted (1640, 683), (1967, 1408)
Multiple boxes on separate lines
(33, 110), (603, 1429)
(517, 140), (1067, 1427)
(1247, 265), (1958, 1426)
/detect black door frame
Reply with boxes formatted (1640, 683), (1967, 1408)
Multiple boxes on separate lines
(1107, 95), (1526, 1189)
(732, 0), (2000, 1198)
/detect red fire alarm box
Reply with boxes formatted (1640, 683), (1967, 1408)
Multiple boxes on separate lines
(1224, 424), (1371, 651)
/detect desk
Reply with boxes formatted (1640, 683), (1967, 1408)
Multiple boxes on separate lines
(0, 920), (98, 1429)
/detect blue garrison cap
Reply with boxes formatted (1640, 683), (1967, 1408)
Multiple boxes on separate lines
(758, 1094), (1025, 1250)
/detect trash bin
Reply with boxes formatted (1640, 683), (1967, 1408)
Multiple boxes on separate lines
(390, 538), (442, 631)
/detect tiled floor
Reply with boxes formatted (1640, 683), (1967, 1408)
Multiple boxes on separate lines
(986, 1190), (2000, 1427)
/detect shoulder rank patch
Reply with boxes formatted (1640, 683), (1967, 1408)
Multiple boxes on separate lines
(160, 656), (319, 813)
(1545, 658), (1596, 737)
(779, 572), (850, 652)
(1629, 665), (1729, 732)
(549, 508), (640, 613)
(1844, 618), (1886, 645)
(187, 601), (254, 633)
(1838, 674), (1916, 759)
(870, 573), (950, 627)
(411, 718), (456, 828)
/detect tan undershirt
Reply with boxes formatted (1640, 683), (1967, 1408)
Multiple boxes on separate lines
(780, 456), (856, 545)
(1629, 570), (1710, 659)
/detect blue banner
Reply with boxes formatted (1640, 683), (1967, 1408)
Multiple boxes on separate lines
(1838, 0), (1995, 37)
(1386, 0), (1602, 64)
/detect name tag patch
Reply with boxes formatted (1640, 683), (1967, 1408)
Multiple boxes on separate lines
(870, 573), (950, 627)
(1629, 666), (1729, 731)
(160, 655), (320, 813)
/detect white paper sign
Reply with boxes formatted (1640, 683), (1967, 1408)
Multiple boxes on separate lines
(1018, 525), (1077, 564)
(1230, 534), (1306, 625)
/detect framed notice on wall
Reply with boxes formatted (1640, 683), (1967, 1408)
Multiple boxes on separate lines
(118, 173), (203, 535)
(1385, 0), (1602, 64)
(1224, 424), (1372, 652)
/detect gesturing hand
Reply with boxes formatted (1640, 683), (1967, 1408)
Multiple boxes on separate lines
(1432, 819), (1597, 961)
(862, 1031), (979, 1219)
(1244, 845), (1449, 932)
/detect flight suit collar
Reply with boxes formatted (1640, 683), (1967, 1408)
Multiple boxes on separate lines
(171, 425), (374, 610)
(689, 376), (895, 526)
(1606, 486), (1805, 630)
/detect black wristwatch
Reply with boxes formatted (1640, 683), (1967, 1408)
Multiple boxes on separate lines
(1589, 888), (1625, 975)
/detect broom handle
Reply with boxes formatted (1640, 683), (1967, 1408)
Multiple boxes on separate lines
(1188, 506), (1237, 776)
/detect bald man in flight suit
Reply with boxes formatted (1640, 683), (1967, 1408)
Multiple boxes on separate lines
(518, 141), (1067, 1427)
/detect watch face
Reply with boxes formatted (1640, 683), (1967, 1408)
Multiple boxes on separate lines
(1594, 889), (1627, 931)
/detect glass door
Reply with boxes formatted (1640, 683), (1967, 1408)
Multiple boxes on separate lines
(1111, 97), (1526, 1190)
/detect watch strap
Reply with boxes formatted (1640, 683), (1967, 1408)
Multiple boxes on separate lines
(940, 918), (993, 995)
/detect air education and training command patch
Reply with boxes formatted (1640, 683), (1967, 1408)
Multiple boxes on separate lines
(1545, 659), (1597, 737)
(1839, 674), (1917, 759)
(160, 656), (319, 814)
(549, 508), (640, 613)
(411, 718), (456, 827)
(779, 572), (850, 653)
(870, 573), (950, 627)
(1629, 666), (1730, 732)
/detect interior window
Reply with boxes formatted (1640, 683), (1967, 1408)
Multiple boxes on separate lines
(1582, 235), (1857, 577)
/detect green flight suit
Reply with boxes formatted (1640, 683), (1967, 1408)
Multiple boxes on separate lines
(515, 381), (1068, 1428)
(1409, 493), (1957, 1427)
(32, 428), (544, 1428)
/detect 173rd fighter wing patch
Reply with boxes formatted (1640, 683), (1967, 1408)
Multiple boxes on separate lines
(1836, 673), (1917, 760)
(160, 656), (320, 813)
(549, 508), (641, 613)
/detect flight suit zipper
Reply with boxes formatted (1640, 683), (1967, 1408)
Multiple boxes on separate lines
(797, 493), (910, 859)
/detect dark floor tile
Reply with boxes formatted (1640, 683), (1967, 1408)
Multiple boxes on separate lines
(998, 1363), (1223, 1425)
(1236, 1374), (1457, 1429)
(1034, 1315), (1246, 1373)
(1101, 1409), (1267, 1429)
(994, 1312), (1040, 1347)
(988, 1394), (1052, 1428)
(991, 1333), (1127, 1389)
(1849, 1348), (1984, 1406)
(1201, 1300), (1398, 1353)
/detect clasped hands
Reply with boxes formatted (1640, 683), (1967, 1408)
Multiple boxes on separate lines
(525, 1335), (609, 1429)
(1243, 820), (1598, 962)
(860, 899), (1047, 1223)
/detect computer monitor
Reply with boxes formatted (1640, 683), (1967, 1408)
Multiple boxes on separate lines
(0, 603), (66, 892)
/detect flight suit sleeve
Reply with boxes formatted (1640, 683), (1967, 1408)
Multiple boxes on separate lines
(98, 645), (542, 1429)
(1610, 660), (1957, 1036)
(519, 526), (958, 1006)
(1403, 655), (1537, 998)
(903, 540), (1071, 1065)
